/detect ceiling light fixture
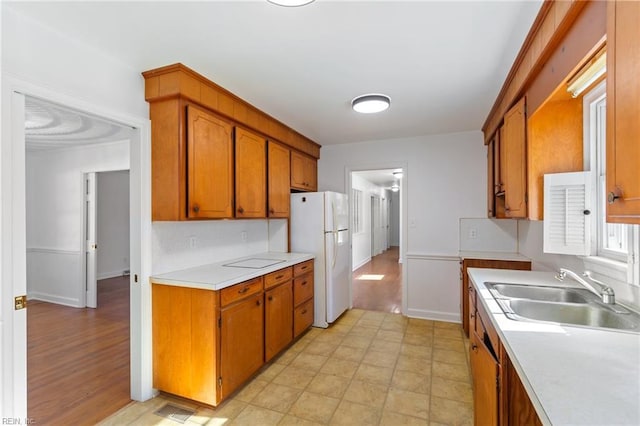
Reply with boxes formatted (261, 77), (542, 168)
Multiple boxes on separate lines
(391, 184), (400, 192)
(392, 171), (403, 179)
(567, 50), (606, 98)
(267, 0), (315, 6)
(352, 94), (391, 114)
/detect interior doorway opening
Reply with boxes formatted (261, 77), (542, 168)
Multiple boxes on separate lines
(350, 169), (403, 313)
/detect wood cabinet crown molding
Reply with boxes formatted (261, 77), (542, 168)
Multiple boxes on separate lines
(143, 63), (321, 159)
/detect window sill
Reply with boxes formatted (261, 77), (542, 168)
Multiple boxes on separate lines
(580, 255), (628, 283)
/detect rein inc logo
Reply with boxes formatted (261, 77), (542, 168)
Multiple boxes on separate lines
(2, 419), (35, 425)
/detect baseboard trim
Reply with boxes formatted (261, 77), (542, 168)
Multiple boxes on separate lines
(352, 257), (371, 272)
(406, 308), (460, 324)
(28, 291), (83, 308)
(97, 270), (129, 280)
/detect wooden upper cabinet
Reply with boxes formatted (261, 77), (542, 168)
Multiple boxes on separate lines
(487, 138), (495, 218)
(291, 150), (318, 191)
(502, 98), (528, 218)
(268, 142), (291, 218)
(187, 105), (234, 219)
(606, 0), (640, 224)
(235, 127), (267, 218)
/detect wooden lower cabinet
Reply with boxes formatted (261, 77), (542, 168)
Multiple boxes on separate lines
(152, 259), (314, 406)
(469, 280), (542, 426)
(265, 281), (293, 362)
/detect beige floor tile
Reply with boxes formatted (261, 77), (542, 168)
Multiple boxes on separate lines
(288, 392), (340, 424)
(408, 318), (435, 328)
(290, 352), (329, 372)
(391, 369), (431, 395)
(329, 400), (382, 425)
(403, 333), (434, 346)
(429, 396), (473, 425)
(303, 340), (339, 356)
(250, 382), (303, 413)
(272, 365), (316, 389)
(230, 404), (284, 426)
(274, 349), (299, 366)
(349, 325), (380, 338)
(234, 378), (270, 402)
(401, 343), (433, 360)
(134, 411), (187, 425)
(289, 337), (311, 352)
(376, 329), (405, 343)
(328, 322), (353, 334)
(362, 349), (399, 368)
(433, 321), (461, 330)
(380, 410), (429, 425)
(319, 356), (360, 379)
(188, 406), (216, 425)
(384, 388), (429, 420)
(258, 362), (286, 381)
(342, 334), (374, 349)
(208, 399), (247, 422)
(356, 318), (384, 328)
(369, 339), (402, 354)
(342, 379), (388, 407)
(342, 309), (366, 320)
(432, 361), (471, 383)
(380, 321), (408, 333)
(396, 354), (431, 375)
(306, 373), (351, 398)
(431, 377), (473, 404)
(314, 332), (346, 346)
(361, 310), (387, 321)
(98, 402), (148, 425)
(434, 327), (463, 341)
(332, 344), (367, 362)
(354, 363), (394, 386)
(432, 348), (468, 365)
(433, 338), (466, 353)
(278, 414), (325, 426)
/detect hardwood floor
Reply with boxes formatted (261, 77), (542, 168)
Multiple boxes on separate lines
(27, 276), (131, 425)
(352, 246), (402, 313)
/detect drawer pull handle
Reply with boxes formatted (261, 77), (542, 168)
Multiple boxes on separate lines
(268, 296), (273, 301)
(237, 206), (245, 214)
(301, 266), (307, 270)
(238, 287), (249, 294)
(301, 309), (307, 314)
(256, 300), (261, 306)
(471, 344), (478, 352)
(301, 281), (307, 286)
(608, 192), (620, 204)
(276, 275), (284, 280)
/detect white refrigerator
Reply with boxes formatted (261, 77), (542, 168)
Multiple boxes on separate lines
(290, 191), (350, 328)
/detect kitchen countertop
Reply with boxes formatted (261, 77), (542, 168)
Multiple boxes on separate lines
(468, 268), (640, 426)
(151, 252), (314, 291)
(459, 250), (530, 262)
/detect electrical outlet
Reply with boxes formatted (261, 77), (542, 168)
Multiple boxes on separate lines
(189, 236), (197, 248)
(468, 228), (478, 239)
(241, 231), (248, 242)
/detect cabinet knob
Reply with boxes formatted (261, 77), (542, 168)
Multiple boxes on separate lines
(193, 205), (200, 213)
(238, 286), (249, 294)
(256, 300), (261, 306)
(269, 207), (275, 214)
(237, 206), (244, 214)
(471, 344), (478, 352)
(301, 309), (307, 314)
(607, 192), (620, 204)
(301, 281), (307, 286)
(268, 295), (273, 301)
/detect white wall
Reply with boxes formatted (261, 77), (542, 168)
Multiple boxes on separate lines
(320, 131), (486, 321)
(26, 141), (130, 307)
(351, 174), (388, 270)
(97, 170), (130, 279)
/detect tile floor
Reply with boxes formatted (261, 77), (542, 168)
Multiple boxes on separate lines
(100, 309), (473, 425)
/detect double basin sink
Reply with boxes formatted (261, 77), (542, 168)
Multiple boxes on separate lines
(485, 282), (640, 333)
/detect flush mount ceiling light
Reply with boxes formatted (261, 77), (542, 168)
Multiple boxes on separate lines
(267, 0), (315, 6)
(352, 94), (391, 114)
(391, 184), (400, 192)
(392, 171), (403, 179)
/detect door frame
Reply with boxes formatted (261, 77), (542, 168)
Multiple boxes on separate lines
(1, 75), (154, 418)
(85, 172), (98, 309)
(346, 163), (408, 315)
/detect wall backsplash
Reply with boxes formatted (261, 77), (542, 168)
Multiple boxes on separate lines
(152, 220), (270, 274)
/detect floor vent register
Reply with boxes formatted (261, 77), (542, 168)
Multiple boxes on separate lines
(154, 403), (195, 424)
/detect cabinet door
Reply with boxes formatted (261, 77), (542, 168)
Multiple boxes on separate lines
(220, 292), (264, 398)
(606, 0), (640, 224)
(265, 282), (293, 362)
(291, 151), (317, 191)
(503, 98), (528, 218)
(487, 138), (495, 217)
(235, 127), (267, 218)
(187, 105), (234, 218)
(306, 156), (318, 191)
(470, 330), (499, 426)
(268, 142), (291, 218)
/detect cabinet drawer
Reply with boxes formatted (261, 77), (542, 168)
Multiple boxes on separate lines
(294, 298), (313, 337)
(294, 260), (313, 277)
(220, 277), (264, 307)
(264, 267), (293, 290)
(293, 273), (314, 306)
(476, 297), (500, 358)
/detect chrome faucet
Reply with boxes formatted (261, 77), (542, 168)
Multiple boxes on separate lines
(555, 268), (616, 304)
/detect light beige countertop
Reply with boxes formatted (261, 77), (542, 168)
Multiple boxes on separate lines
(459, 250), (530, 262)
(468, 268), (640, 426)
(151, 252), (314, 291)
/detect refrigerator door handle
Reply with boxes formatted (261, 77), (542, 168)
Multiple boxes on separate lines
(332, 231), (338, 269)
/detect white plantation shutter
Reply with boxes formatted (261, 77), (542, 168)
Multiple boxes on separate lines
(543, 172), (592, 255)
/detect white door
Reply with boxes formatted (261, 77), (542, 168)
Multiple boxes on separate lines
(85, 173), (97, 308)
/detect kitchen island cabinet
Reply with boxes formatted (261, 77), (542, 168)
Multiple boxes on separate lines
(151, 253), (313, 406)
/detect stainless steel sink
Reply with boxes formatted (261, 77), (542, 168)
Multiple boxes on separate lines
(486, 282), (593, 303)
(484, 282), (640, 333)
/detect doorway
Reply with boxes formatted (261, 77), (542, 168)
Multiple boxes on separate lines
(23, 96), (134, 423)
(351, 169), (403, 313)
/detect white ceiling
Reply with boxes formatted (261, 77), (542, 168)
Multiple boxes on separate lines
(7, 0), (542, 148)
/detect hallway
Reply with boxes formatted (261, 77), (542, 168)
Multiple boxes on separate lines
(352, 247), (402, 313)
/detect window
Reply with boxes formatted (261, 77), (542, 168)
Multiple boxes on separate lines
(585, 81), (638, 268)
(352, 189), (363, 234)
